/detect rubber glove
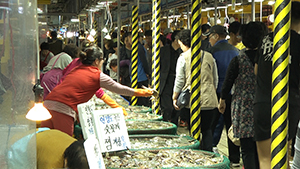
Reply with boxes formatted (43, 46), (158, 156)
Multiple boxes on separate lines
(100, 93), (128, 116)
(133, 85), (155, 97)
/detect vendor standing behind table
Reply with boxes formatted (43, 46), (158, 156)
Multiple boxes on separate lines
(42, 45), (155, 136)
(7, 128), (88, 169)
(59, 41), (128, 116)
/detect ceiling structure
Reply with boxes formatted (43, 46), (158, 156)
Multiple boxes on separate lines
(39, 0), (248, 16)
(38, 0), (252, 28)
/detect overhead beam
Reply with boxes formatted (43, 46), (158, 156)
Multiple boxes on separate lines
(38, 13), (77, 16)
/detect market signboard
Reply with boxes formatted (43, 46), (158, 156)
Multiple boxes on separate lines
(78, 101), (96, 140)
(84, 137), (106, 169)
(92, 108), (131, 152)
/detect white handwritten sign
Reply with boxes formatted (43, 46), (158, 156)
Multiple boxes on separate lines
(77, 101), (96, 140)
(84, 137), (106, 169)
(92, 108), (131, 152)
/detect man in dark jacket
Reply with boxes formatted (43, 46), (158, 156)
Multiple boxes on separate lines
(124, 32), (150, 106)
(160, 30), (182, 124)
(48, 31), (63, 55)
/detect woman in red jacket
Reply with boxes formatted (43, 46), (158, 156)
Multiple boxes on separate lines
(41, 45), (154, 136)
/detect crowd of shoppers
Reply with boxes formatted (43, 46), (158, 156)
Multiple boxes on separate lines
(32, 2), (300, 168)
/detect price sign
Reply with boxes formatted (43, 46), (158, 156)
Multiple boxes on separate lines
(84, 137), (106, 169)
(77, 101), (96, 140)
(92, 108), (131, 152)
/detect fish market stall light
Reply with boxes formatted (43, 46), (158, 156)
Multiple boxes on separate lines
(102, 27), (108, 33)
(268, 1), (275, 5)
(71, 18), (79, 22)
(26, 81), (52, 121)
(37, 8), (43, 14)
(87, 35), (95, 42)
(90, 29), (96, 36)
(38, 22), (47, 25)
(104, 34), (111, 40)
(18, 7), (23, 14)
(228, 3), (242, 6)
(268, 14), (274, 23)
(26, 103), (52, 121)
(66, 32), (74, 38)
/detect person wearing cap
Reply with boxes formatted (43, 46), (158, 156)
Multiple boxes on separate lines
(208, 25), (240, 167)
(200, 24), (211, 51)
(212, 21), (243, 153)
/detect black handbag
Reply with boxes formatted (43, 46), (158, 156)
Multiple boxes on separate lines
(176, 89), (190, 109)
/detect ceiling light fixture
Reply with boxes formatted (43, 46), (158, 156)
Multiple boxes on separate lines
(268, 1), (275, 5)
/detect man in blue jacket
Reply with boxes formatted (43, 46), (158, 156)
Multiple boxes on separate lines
(208, 25), (240, 167)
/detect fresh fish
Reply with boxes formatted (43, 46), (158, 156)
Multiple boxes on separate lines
(103, 149), (224, 168)
(126, 121), (173, 130)
(130, 135), (198, 149)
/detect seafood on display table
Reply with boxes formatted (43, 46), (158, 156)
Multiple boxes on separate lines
(103, 149), (224, 168)
(126, 121), (173, 130)
(130, 135), (198, 149)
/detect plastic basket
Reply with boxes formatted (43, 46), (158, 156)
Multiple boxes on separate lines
(126, 121), (177, 135)
(129, 134), (200, 150)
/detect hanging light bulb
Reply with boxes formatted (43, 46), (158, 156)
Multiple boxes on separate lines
(26, 80), (52, 121)
(90, 29), (96, 36)
(102, 27), (108, 33)
(268, 1), (275, 5)
(26, 103), (52, 121)
(104, 34), (111, 40)
(87, 34), (95, 42)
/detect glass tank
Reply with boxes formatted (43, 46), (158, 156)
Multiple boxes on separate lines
(0, 0), (38, 168)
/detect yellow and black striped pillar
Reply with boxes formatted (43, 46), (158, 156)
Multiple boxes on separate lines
(271, 0), (291, 168)
(151, 0), (161, 114)
(93, 20), (98, 43)
(130, 5), (139, 106)
(190, 0), (202, 140)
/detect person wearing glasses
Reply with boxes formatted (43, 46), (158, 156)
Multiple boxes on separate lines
(208, 25), (240, 167)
